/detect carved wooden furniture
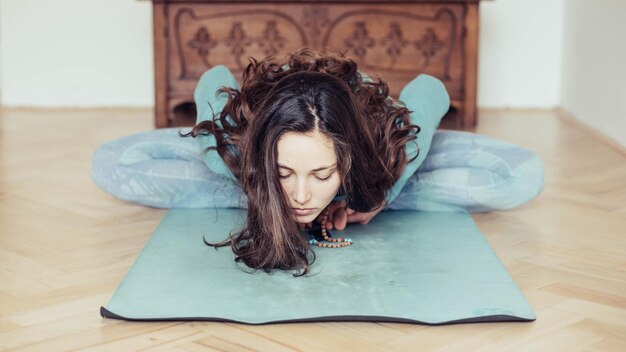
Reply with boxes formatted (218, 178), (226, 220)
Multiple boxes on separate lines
(150, 0), (483, 128)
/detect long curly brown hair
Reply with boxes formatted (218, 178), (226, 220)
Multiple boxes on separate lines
(180, 48), (420, 277)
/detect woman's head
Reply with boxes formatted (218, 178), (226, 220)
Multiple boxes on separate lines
(247, 70), (374, 223)
(277, 130), (340, 224)
(181, 48), (420, 276)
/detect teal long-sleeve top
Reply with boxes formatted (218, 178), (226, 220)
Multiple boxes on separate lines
(194, 65), (450, 206)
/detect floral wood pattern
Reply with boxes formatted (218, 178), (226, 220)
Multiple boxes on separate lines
(152, 1), (479, 129)
(173, 6), (456, 80)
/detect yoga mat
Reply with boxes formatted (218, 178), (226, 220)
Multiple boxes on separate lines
(100, 209), (536, 325)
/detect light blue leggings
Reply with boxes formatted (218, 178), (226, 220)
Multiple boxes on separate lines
(91, 127), (544, 212)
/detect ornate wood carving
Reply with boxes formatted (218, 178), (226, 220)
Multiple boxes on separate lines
(345, 22), (377, 59)
(153, 1), (480, 129)
(187, 27), (218, 68)
(381, 22), (409, 67)
(302, 6), (330, 48)
(322, 8), (457, 80)
(173, 6), (457, 80)
(173, 8), (308, 78)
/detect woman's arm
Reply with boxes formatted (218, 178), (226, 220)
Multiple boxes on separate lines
(385, 74), (450, 205)
(304, 199), (385, 230)
(323, 74), (451, 230)
(194, 65), (240, 181)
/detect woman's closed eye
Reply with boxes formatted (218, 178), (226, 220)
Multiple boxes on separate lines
(279, 173), (333, 182)
(316, 174), (333, 182)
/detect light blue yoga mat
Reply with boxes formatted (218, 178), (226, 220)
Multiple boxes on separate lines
(100, 209), (536, 325)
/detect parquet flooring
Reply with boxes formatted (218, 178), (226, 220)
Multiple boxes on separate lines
(0, 107), (624, 351)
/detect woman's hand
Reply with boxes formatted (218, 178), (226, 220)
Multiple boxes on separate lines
(303, 201), (350, 229)
(316, 199), (387, 230)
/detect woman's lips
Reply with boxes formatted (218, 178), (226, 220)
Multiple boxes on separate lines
(293, 208), (317, 216)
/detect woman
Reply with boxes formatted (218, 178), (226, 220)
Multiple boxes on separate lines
(181, 48), (421, 276)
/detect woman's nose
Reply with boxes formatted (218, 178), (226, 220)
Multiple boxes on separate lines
(292, 179), (311, 205)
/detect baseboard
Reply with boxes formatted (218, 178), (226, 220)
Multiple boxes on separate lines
(555, 108), (626, 157)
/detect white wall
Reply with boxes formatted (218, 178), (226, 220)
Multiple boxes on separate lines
(0, 0), (581, 112)
(478, 0), (563, 108)
(0, 1), (3, 105)
(561, 0), (626, 148)
(0, 0), (153, 107)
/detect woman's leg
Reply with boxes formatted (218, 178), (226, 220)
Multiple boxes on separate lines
(387, 130), (545, 212)
(92, 128), (246, 208)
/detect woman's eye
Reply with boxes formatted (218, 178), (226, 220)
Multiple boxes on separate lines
(316, 175), (332, 182)
(278, 173), (333, 181)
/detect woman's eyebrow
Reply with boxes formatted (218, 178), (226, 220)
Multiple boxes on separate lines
(278, 163), (337, 172)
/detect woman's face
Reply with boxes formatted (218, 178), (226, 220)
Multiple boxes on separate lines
(277, 130), (342, 223)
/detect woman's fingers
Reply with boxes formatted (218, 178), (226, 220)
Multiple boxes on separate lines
(333, 207), (348, 230)
(300, 200), (353, 231)
(326, 200), (346, 229)
(347, 212), (371, 224)
(326, 206), (338, 229)
(346, 203), (386, 225)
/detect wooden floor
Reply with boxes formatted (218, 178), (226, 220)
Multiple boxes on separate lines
(0, 108), (624, 351)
